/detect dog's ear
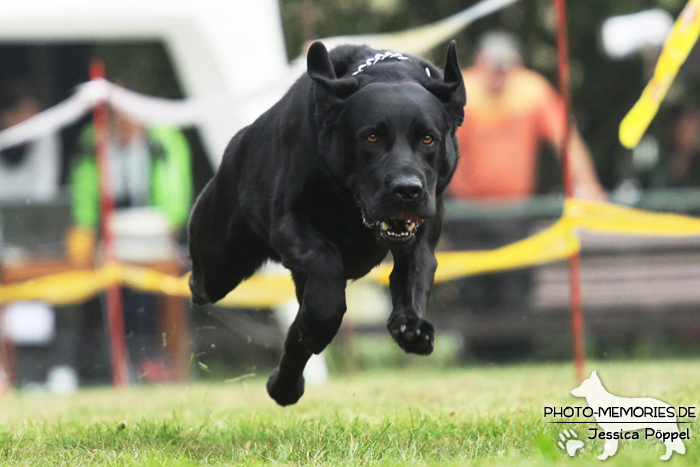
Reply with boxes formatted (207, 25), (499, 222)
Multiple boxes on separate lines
(429, 41), (465, 194)
(307, 42), (359, 130)
(424, 41), (466, 127)
(307, 41), (359, 100)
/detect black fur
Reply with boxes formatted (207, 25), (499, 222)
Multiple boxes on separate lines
(188, 41), (466, 406)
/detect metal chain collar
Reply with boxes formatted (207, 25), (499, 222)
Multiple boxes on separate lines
(352, 51), (411, 75)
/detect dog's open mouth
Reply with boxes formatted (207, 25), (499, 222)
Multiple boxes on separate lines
(362, 210), (425, 241)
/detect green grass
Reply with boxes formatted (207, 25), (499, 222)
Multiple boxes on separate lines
(1, 360), (700, 465)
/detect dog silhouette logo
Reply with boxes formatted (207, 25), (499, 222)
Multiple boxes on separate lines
(571, 370), (686, 460)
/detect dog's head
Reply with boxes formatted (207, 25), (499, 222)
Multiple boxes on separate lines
(307, 41), (466, 243)
(571, 370), (603, 398)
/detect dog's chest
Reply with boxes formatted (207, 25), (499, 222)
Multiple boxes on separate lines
(305, 196), (389, 279)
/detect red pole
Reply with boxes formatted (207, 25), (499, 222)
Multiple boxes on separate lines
(554, 0), (586, 382)
(89, 60), (129, 387)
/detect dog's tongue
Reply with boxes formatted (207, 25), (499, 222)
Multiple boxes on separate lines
(390, 211), (423, 223)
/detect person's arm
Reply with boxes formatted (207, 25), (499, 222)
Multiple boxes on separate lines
(69, 125), (101, 228)
(567, 128), (607, 200)
(67, 124), (99, 264)
(148, 126), (193, 230)
(539, 84), (606, 201)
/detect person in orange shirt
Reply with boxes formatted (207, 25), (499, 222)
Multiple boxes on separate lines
(450, 30), (604, 201)
(447, 31), (604, 360)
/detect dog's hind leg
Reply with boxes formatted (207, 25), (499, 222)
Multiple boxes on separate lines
(189, 182), (273, 304)
(661, 435), (685, 460)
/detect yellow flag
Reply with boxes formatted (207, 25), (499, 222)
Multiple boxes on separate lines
(619, 0), (700, 148)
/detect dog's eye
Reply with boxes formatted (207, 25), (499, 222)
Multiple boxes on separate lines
(366, 134), (378, 143)
(422, 135), (434, 145)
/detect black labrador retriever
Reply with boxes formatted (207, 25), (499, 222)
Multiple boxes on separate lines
(188, 41), (465, 406)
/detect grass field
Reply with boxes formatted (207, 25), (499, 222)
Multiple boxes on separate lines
(1, 360), (699, 466)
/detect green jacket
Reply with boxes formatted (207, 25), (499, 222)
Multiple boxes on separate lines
(70, 124), (192, 230)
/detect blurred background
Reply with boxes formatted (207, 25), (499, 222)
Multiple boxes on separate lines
(2, 0), (700, 393)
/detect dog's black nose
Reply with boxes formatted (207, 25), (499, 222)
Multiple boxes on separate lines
(391, 176), (424, 202)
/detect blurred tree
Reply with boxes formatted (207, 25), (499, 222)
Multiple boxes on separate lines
(278, 0), (699, 191)
(93, 42), (183, 99)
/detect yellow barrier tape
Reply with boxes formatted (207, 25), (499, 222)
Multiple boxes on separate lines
(566, 198), (700, 235)
(119, 265), (296, 309)
(0, 263), (296, 309)
(619, 0), (700, 149)
(4, 199), (700, 307)
(0, 264), (122, 306)
(365, 217), (580, 285)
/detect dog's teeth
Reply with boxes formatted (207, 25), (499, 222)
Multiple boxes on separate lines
(400, 324), (407, 333)
(381, 222), (389, 231)
(406, 222), (415, 232)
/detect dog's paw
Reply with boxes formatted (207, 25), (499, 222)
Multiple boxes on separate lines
(558, 429), (584, 457)
(388, 316), (434, 355)
(266, 368), (305, 406)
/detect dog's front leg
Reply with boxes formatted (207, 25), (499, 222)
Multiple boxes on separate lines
(598, 436), (618, 460)
(267, 213), (346, 405)
(387, 230), (438, 355)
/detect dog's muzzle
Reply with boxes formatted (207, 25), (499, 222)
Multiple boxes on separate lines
(361, 209), (425, 242)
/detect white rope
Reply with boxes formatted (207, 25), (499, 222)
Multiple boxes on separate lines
(0, 79), (239, 151)
(0, 84), (95, 151)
